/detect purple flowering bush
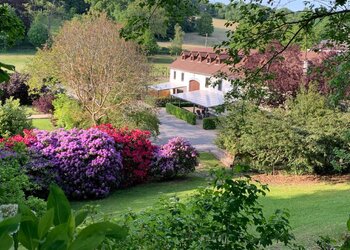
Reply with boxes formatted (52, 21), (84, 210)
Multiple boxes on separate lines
(30, 128), (123, 199)
(151, 137), (199, 180)
(22, 150), (58, 199)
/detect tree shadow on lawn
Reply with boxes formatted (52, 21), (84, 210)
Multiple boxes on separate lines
(261, 187), (350, 249)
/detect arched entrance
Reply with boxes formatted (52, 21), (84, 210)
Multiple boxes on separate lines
(189, 80), (200, 92)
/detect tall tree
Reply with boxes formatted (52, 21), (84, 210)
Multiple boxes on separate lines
(170, 23), (184, 56)
(0, 4), (25, 82)
(197, 12), (214, 36)
(28, 14), (150, 126)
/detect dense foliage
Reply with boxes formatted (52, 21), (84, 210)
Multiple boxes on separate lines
(31, 128), (123, 199)
(196, 12), (214, 36)
(95, 124), (156, 186)
(0, 185), (128, 250)
(0, 98), (31, 137)
(152, 137), (198, 180)
(32, 93), (54, 113)
(203, 117), (217, 130)
(166, 103), (196, 125)
(117, 171), (294, 249)
(0, 72), (31, 105)
(27, 13), (50, 48)
(52, 94), (89, 129)
(217, 89), (350, 174)
(0, 146), (46, 214)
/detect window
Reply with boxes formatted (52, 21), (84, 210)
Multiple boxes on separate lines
(205, 78), (210, 88)
(181, 72), (184, 81)
(217, 80), (223, 91)
(173, 71), (176, 80)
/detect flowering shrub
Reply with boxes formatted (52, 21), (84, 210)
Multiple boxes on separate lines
(152, 137), (199, 180)
(95, 124), (156, 186)
(32, 94), (55, 114)
(22, 150), (57, 199)
(0, 129), (37, 147)
(30, 128), (123, 199)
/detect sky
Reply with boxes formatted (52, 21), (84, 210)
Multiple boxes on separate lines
(211, 0), (315, 11)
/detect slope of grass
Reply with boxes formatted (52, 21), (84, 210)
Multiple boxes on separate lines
(72, 152), (350, 248)
(261, 183), (350, 249)
(0, 49), (36, 72)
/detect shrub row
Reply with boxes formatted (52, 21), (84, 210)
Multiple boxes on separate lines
(203, 117), (218, 130)
(155, 97), (193, 108)
(166, 103), (196, 125)
(1, 125), (199, 201)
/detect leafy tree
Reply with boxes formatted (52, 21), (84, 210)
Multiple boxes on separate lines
(28, 14), (151, 126)
(170, 23), (184, 56)
(141, 29), (159, 55)
(0, 4), (25, 50)
(27, 13), (50, 47)
(197, 12), (214, 36)
(0, 4), (25, 82)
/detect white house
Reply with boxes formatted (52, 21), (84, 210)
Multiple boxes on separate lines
(151, 48), (233, 108)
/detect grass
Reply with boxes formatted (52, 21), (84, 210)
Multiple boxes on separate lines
(261, 183), (350, 249)
(0, 49), (36, 72)
(31, 118), (55, 131)
(71, 152), (221, 217)
(72, 152), (350, 249)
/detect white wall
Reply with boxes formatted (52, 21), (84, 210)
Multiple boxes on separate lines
(169, 68), (232, 93)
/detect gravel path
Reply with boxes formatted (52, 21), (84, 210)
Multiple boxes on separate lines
(154, 108), (232, 166)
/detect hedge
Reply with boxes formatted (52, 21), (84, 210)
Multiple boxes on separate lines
(156, 97), (193, 107)
(203, 117), (218, 130)
(166, 103), (196, 125)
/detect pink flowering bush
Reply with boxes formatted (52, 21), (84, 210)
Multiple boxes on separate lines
(30, 128), (122, 199)
(95, 124), (156, 186)
(151, 137), (199, 180)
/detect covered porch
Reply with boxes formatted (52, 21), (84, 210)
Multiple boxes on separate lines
(171, 90), (225, 119)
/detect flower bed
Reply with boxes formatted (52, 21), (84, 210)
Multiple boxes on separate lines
(0, 125), (199, 201)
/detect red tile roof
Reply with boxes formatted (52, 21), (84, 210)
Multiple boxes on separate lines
(171, 49), (336, 78)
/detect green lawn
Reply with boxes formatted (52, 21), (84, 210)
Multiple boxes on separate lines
(72, 152), (350, 249)
(32, 118), (55, 131)
(0, 49), (36, 72)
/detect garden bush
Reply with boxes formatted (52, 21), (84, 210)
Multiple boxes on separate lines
(151, 137), (198, 180)
(0, 147), (46, 215)
(52, 94), (90, 129)
(95, 124), (157, 186)
(30, 128), (123, 199)
(165, 103), (196, 125)
(0, 98), (32, 137)
(116, 170), (294, 249)
(203, 117), (218, 130)
(32, 94), (55, 113)
(0, 72), (31, 105)
(217, 89), (350, 174)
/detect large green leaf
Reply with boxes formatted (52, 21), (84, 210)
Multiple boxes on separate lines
(69, 222), (128, 250)
(0, 215), (21, 237)
(74, 210), (89, 228)
(40, 223), (69, 250)
(38, 209), (54, 239)
(47, 185), (71, 226)
(18, 205), (39, 250)
(0, 234), (13, 250)
(0, 62), (15, 83)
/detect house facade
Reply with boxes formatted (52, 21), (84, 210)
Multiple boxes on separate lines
(151, 48), (233, 108)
